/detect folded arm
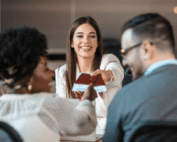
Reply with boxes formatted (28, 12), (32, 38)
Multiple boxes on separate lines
(42, 96), (97, 136)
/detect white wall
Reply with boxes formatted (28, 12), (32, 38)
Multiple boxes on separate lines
(1, 0), (177, 54)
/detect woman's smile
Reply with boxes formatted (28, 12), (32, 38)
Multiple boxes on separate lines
(80, 45), (91, 51)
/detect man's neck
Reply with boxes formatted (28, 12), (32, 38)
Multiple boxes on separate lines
(143, 53), (175, 75)
(148, 53), (175, 68)
(143, 54), (176, 76)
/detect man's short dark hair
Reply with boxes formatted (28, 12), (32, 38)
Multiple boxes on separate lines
(122, 13), (175, 53)
(0, 26), (48, 88)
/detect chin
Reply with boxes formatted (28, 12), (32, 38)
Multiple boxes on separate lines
(132, 72), (143, 81)
(79, 50), (95, 57)
(80, 54), (95, 59)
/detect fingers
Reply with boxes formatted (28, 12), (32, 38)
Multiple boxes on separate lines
(87, 83), (96, 93)
(74, 91), (84, 101)
(99, 92), (104, 99)
(88, 83), (94, 89)
(91, 69), (102, 77)
(82, 84), (97, 101)
(90, 86), (97, 101)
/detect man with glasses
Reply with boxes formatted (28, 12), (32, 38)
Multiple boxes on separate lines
(103, 13), (177, 142)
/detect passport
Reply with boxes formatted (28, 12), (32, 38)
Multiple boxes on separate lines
(72, 73), (107, 93)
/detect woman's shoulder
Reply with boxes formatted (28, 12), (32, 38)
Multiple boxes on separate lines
(55, 64), (67, 75)
(102, 53), (120, 62)
(100, 54), (121, 70)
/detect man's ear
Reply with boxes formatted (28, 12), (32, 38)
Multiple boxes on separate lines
(140, 41), (154, 60)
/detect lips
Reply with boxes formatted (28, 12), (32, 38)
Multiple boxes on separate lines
(81, 46), (91, 50)
(80, 45), (91, 50)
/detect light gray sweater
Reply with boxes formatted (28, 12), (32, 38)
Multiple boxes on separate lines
(0, 92), (97, 142)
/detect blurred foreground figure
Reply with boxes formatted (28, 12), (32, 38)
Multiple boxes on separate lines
(0, 26), (97, 142)
(104, 13), (177, 142)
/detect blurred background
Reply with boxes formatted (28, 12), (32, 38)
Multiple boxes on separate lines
(1, 0), (177, 93)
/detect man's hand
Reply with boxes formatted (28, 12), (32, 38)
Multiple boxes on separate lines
(81, 84), (97, 101)
(91, 69), (112, 84)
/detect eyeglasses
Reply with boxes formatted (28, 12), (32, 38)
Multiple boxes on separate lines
(120, 42), (142, 57)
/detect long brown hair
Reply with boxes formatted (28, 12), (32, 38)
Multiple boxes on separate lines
(65, 16), (103, 98)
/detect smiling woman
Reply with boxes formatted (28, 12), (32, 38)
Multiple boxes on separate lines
(55, 16), (124, 130)
(71, 23), (98, 59)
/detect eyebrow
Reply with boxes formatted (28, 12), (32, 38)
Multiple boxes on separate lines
(89, 32), (96, 34)
(76, 32), (96, 34)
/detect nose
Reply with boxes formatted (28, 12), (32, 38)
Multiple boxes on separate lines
(82, 36), (89, 44)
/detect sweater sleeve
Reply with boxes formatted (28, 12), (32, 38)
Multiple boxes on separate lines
(55, 65), (69, 98)
(104, 54), (124, 88)
(42, 96), (97, 136)
(98, 54), (124, 109)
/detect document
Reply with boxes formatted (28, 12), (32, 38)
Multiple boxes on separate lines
(72, 73), (107, 93)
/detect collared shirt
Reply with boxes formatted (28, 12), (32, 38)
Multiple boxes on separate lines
(144, 59), (177, 76)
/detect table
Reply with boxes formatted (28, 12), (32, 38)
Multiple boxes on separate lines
(60, 129), (104, 142)
(60, 139), (102, 142)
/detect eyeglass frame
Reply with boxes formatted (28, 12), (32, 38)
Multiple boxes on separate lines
(120, 42), (142, 58)
(120, 42), (154, 58)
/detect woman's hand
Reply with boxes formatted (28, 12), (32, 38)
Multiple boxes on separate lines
(81, 84), (97, 101)
(91, 69), (112, 84)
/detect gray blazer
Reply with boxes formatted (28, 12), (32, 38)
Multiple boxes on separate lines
(104, 64), (177, 142)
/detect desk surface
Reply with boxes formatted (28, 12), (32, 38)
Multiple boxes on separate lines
(96, 139), (102, 142)
(60, 139), (102, 142)
(60, 129), (104, 142)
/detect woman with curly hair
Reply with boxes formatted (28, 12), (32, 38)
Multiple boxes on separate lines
(0, 26), (97, 142)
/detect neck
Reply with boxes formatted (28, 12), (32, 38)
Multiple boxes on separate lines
(154, 52), (175, 62)
(77, 56), (94, 73)
(144, 53), (176, 73)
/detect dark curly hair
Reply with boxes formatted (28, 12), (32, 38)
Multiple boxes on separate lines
(0, 26), (48, 88)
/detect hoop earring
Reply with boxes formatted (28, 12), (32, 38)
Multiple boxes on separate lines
(28, 84), (32, 91)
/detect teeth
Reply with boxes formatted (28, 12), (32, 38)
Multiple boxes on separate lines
(81, 47), (91, 50)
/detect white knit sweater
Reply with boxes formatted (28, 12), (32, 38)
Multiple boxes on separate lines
(55, 54), (124, 130)
(0, 92), (97, 142)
